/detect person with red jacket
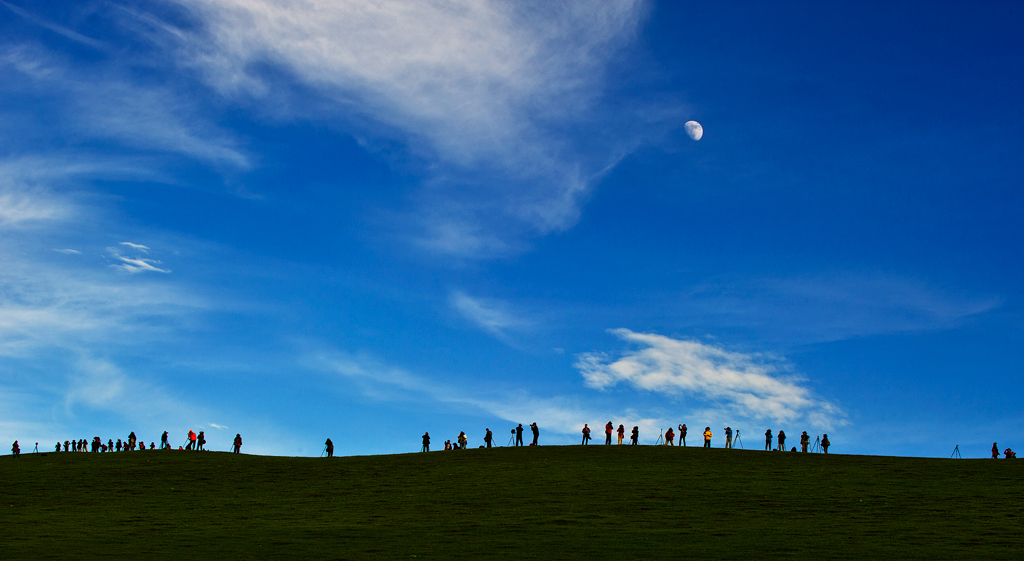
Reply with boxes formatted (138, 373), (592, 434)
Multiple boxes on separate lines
(665, 427), (675, 446)
(605, 422), (614, 445)
(232, 434), (242, 454)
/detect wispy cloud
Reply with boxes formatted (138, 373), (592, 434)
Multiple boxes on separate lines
(450, 291), (531, 339)
(0, 1), (108, 51)
(0, 45), (249, 168)
(209, 423), (228, 430)
(313, 349), (665, 438)
(106, 245), (171, 274)
(576, 329), (845, 428)
(164, 0), (650, 253)
(52, 248), (81, 255)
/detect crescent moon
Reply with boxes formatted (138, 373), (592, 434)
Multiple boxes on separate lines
(684, 120), (703, 141)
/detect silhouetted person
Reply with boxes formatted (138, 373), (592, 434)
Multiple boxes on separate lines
(992, 443), (999, 459)
(581, 424), (591, 445)
(54, 442), (60, 452)
(617, 424), (625, 445)
(108, 439), (113, 452)
(150, 442), (155, 449)
(703, 427), (712, 448)
(458, 431), (468, 450)
(765, 429), (772, 451)
(11, 441), (19, 457)
(116, 439), (122, 452)
(724, 427), (733, 449)
(801, 431), (810, 453)
(531, 423), (539, 446)
(605, 422), (614, 445)
(821, 434), (830, 454)
(161, 431), (169, 450)
(484, 429), (493, 448)
(325, 438), (334, 458)
(665, 427), (675, 446)
(777, 430), (786, 451)
(197, 431), (206, 451)
(233, 434), (242, 454)
(1005, 448), (1016, 459)
(679, 424), (687, 446)
(630, 426), (639, 445)
(129, 432), (137, 451)
(515, 424), (524, 446)
(421, 432), (430, 452)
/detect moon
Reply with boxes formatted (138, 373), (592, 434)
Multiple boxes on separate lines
(684, 120), (703, 141)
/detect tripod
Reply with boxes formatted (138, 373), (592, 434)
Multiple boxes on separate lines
(506, 430), (515, 446)
(950, 445), (961, 459)
(655, 429), (664, 446)
(320, 446), (327, 458)
(733, 430), (743, 449)
(811, 436), (821, 453)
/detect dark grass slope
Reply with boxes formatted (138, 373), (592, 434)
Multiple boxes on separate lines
(2, 446), (1022, 560)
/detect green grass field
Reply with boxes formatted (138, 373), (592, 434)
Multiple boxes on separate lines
(2, 446), (1021, 559)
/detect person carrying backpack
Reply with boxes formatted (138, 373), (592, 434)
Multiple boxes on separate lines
(630, 426), (639, 445)
(11, 441), (19, 457)
(665, 427), (675, 446)
(458, 431), (468, 449)
(232, 434), (242, 454)
(197, 431), (206, 451)
(604, 422), (614, 445)
(421, 432), (430, 452)
(325, 438), (334, 458)
(484, 429), (493, 448)
(800, 431), (810, 453)
(821, 434), (830, 454)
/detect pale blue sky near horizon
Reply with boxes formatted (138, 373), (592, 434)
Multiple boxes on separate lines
(1, 0), (1022, 458)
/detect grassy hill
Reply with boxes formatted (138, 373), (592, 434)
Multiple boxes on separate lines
(2, 445), (1021, 559)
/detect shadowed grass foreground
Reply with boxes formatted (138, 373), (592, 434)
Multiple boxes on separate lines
(1, 446), (1022, 559)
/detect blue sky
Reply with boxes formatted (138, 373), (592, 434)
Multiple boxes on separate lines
(2, 0), (1022, 458)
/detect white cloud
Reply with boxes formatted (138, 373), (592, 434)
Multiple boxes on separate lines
(0, 1), (108, 51)
(167, 0), (647, 250)
(120, 242), (150, 252)
(106, 246), (171, 274)
(450, 291), (530, 339)
(576, 329), (845, 428)
(53, 248), (82, 255)
(209, 423), (228, 430)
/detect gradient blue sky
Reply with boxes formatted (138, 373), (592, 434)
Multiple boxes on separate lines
(2, 1), (1022, 457)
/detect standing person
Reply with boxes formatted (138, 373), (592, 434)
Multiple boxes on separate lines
(703, 427), (712, 448)
(777, 430), (786, 451)
(992, 443), (1000, 459)
(55, 442), (61, 452)
(197, 431), (206, 451)
(115, 439), (122, 452)
(617, 424), (625, 445)
(581, 424), (592, 445)
(604, 422), (614, 445)
(458, 431), (468, 450)
(11, 441), (19, 457)
(800, 431), (810, 453)
(324, 438), (334, 458)
(821, 434), (830, 454)
(515, 424), (524, 447)
(188, 430), (197, 451)
(129, 432), (137, 451)
(421, 432), (430, 452)
(765, 429), (773, 451)
(232, 434), (243, 454)
(530, 423), (540, 446)
(679, 424), (687, 447)
(630, 426), (639, 445)
(160, 431), (168, 450)
(724, 427), (733, 449)
(484, 428), (493, 448)
(664, 427), (675, 446)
